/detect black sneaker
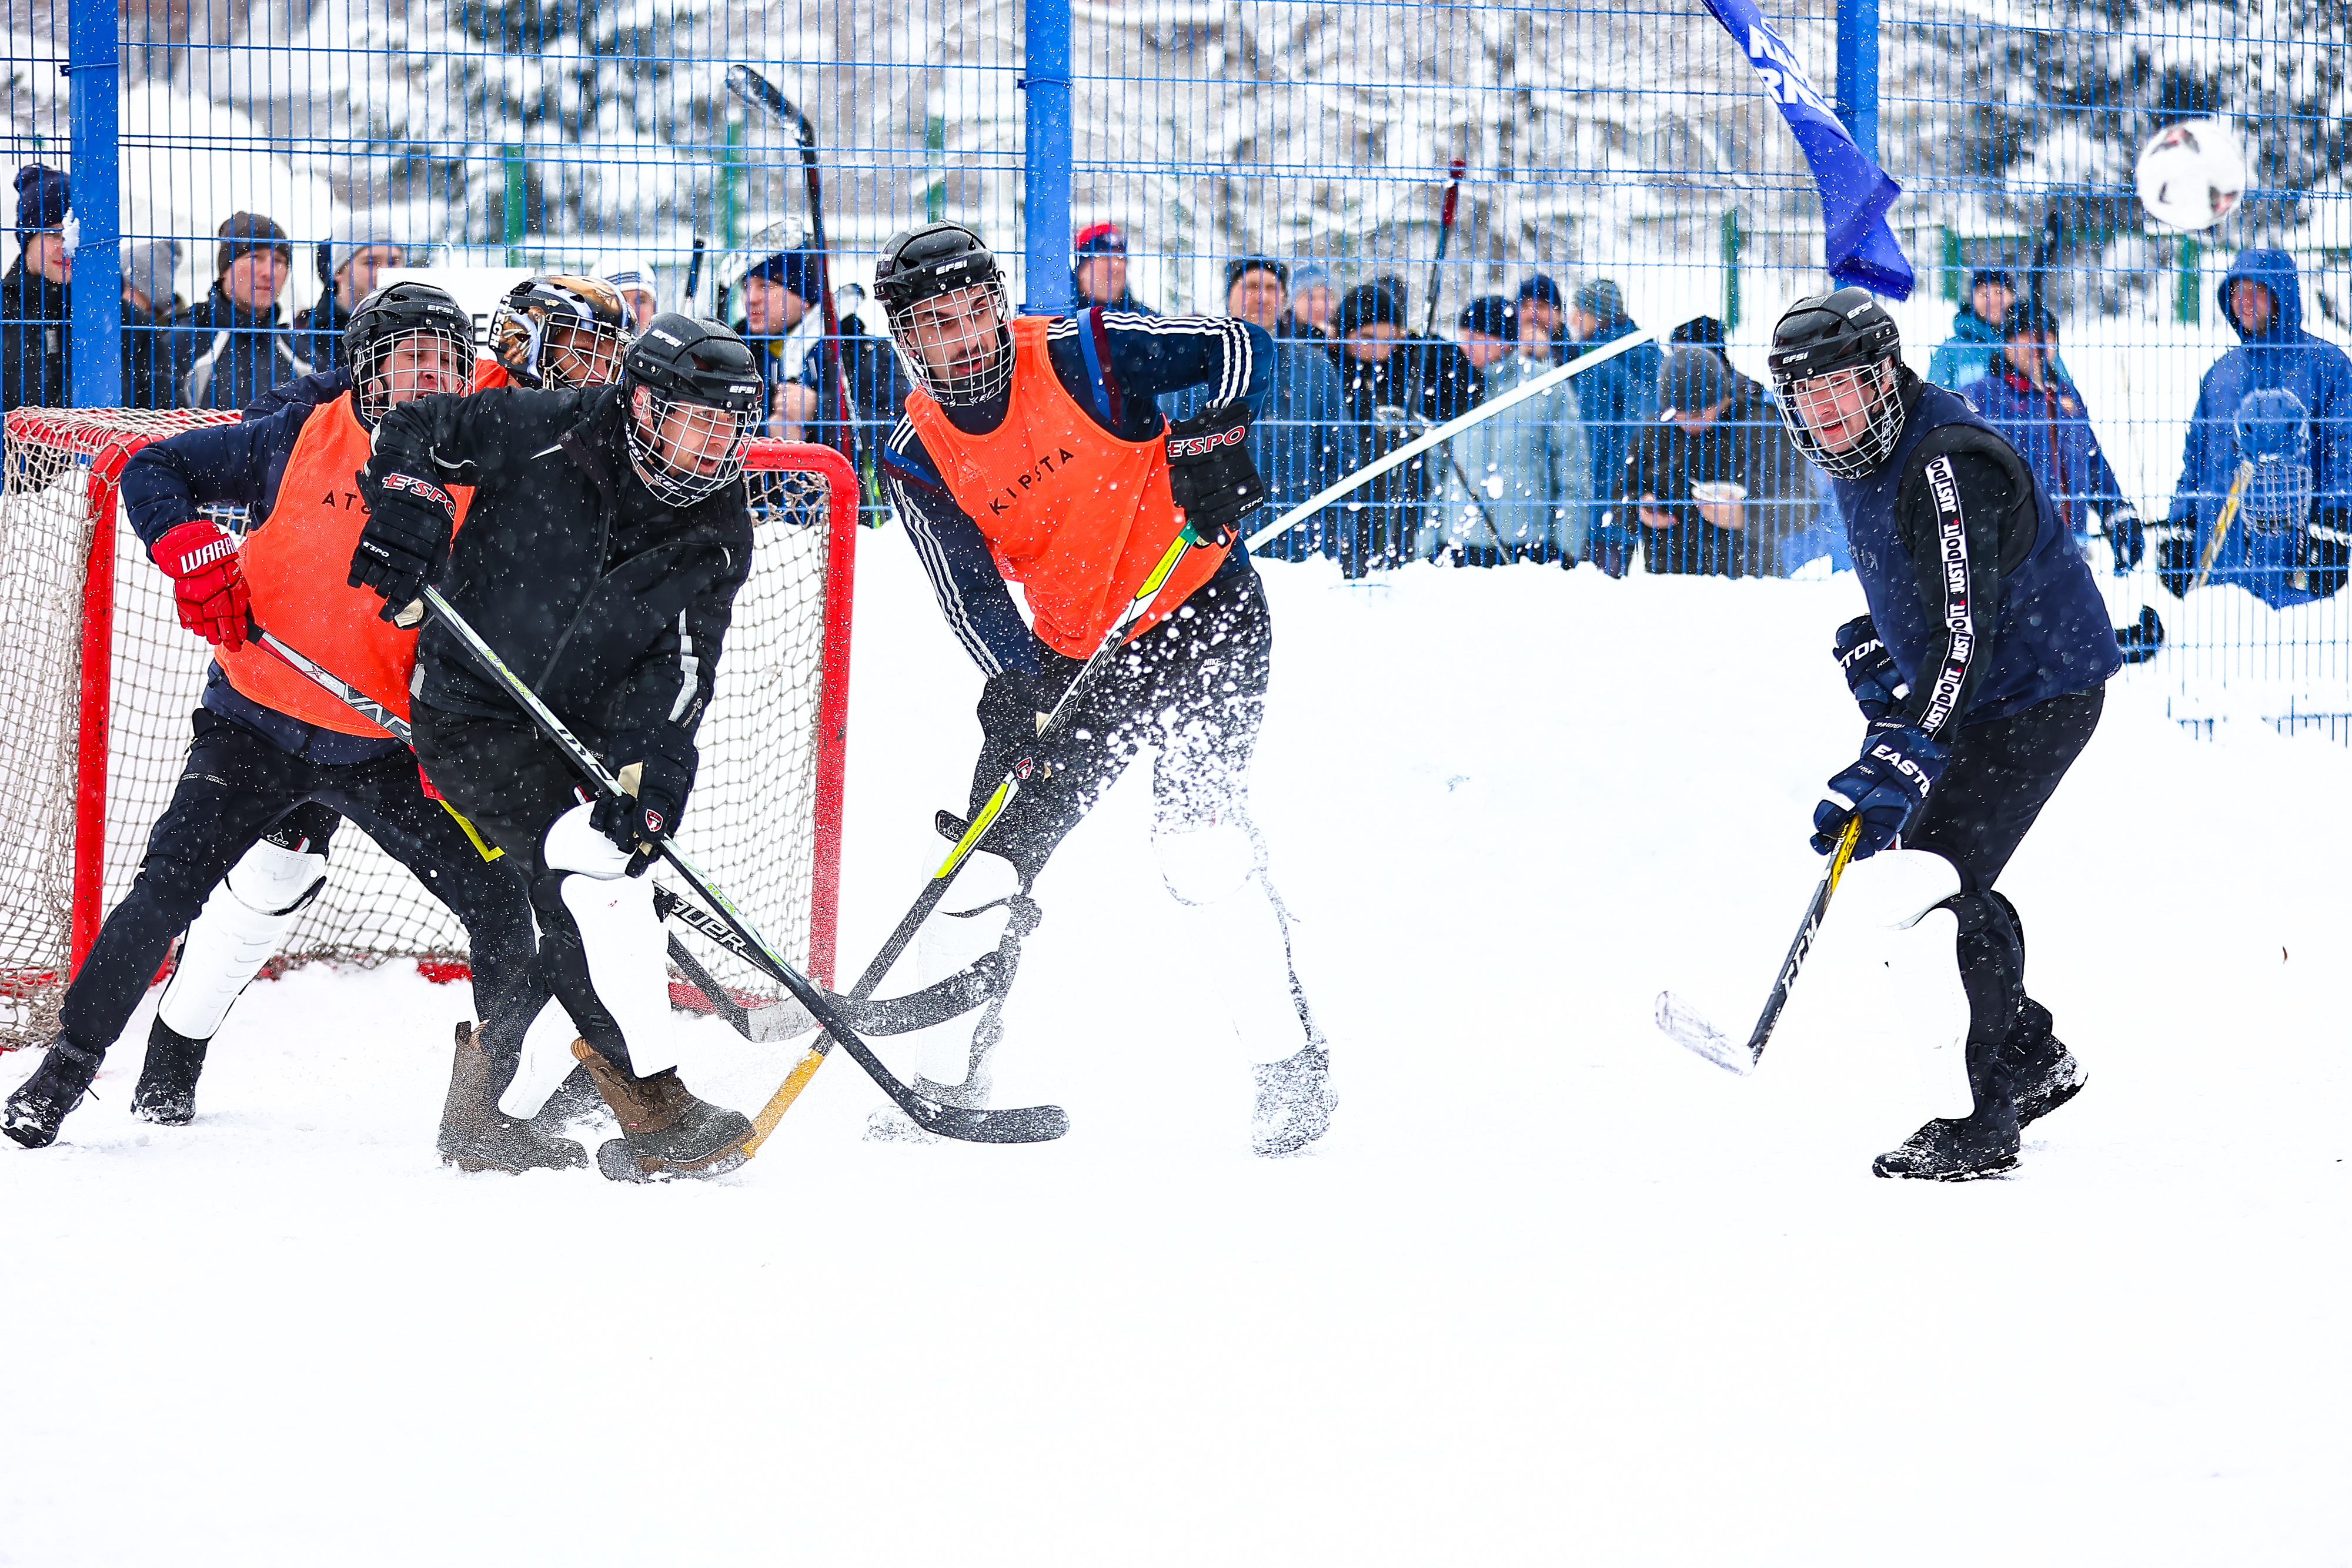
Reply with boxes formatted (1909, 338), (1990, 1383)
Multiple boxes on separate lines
(1872, 1105), (2022, 1181)
(132, 1018), (210, 1126)
(4, 1040), (105, 1150)
(2002, 1002), (2087, 1130)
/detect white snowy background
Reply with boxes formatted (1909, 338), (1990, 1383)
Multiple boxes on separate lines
(5, 537), (2348, 1565)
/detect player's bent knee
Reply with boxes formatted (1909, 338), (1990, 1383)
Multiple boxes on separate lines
(1841, 848), (1962, 930)
(541, 801), (631, 879)
(1153, 818), (1258, 906)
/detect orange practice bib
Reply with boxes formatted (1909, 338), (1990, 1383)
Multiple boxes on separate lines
(214, 390), (472, 735)
(472, 356), (510, 391)
(903, 316), (1230, 658)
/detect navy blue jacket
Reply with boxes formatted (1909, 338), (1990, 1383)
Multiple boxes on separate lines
(117, 387), (403, 764)
(1965, 363), (2130, 536)
(880, 309), (1269, 677)
(1835, 377), (2119, 734)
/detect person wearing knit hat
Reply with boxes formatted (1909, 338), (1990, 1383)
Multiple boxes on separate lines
(1618, 344), (1817, 577)
(171, 211), (315, 410)
(1071, 221), (1154, 314)
(1559, 276), (1661, 577)
(732, 238), (824, 439)
(120, 238), (182, 315)
(295, 220), (401, 370)
(1432, 295), (1589, 568)
(1926, 265), (2024, 392)
(1285, 260), (1335, 342)
(596, 253), (660, 329)
(1331, 278), (1479, 573)
(4, 165), (74, 410)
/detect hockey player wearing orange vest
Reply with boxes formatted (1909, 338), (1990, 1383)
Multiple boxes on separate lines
(873, 223), (1334, 1155)
(1, 284), (567, 1168)
(82, 276), (633, 1149)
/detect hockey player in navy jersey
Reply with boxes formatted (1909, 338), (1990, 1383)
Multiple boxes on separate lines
(1769, 287), (2121, 1181)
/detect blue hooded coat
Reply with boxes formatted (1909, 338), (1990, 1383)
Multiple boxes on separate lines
(1569, 316), (1662, 553)
(1966, 360), (2129, 539)
(2165, 249), (2352, 606)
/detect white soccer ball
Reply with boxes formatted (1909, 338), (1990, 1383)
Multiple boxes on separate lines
(2136, 118), (2247, 232)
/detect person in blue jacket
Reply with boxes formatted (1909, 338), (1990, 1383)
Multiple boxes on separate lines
(2147, 248), (2352, 608)
(1965, 303), (2137, 564)
(1768, 287), (2122, 1183)
(1563, 279), (1662, 576)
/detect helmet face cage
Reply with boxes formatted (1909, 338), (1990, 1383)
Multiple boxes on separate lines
(884, 275), (1015, 407)
(624, 387), (757, 507)
(2235, 389), (2314, 531)
(491, 276), (632, 389)
(354, 324), (476, 424)
(1774, 358), (1906, 481)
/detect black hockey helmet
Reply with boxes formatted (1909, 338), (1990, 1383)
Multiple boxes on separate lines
(344, 280), (476, 424)
(1768, 287), (1907, 480)
(490, 273), (632, 389)
(874, 222), (1014, 407)
(619, 314), (763, 506)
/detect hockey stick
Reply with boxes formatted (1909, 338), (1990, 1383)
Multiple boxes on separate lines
(684, 236), (707, 316)
(2190, 459), (2255, 592)
(1244, 327), (1655, 552)
(1421, 158), (1467, 340)
(727, 64), (855, 464)
(1655, 816), (1862, 1075)
(417, 586), (1068, 1145)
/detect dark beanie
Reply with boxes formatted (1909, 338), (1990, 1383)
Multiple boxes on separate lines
(1659, 346), (1730, 414)
(1999, 302), (2060, 341)
(1224, 255), (1288, 294)
(1671, 315), (1728, 351)
(218, 212), (293, 275)
(1337, 281), (1405, 336)
(746, 248), (818, 303)
(1516, 273), (1563, 310)
(15, 164), (69, 239)
(1457, 295), (1514, 339)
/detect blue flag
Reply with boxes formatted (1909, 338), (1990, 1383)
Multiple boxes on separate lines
(1700, 0), (1915, 299)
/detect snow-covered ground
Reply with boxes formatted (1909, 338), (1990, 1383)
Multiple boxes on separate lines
(5, 539), (2349, 1566)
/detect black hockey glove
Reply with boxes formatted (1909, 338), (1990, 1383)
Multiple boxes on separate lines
(1165, 402), (1265, 547)
(348, 467), (457, 622)
(593, 727), (697, 876)
(2105, 505), (2144, 574)
(1830, 614), (1907, 722)
(2307, 508), (2352, 600)
(2152, 513), (2199, 599)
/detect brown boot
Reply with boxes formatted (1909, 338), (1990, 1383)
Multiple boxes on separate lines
(437, 1023), (588, 1174)
(570, 1041), (752, 1183)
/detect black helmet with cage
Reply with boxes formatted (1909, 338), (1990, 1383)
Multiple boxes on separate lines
(1767, 286), (1907, 480)
(873, 222), (1015, 407)
(490, 273), (632, 389)
(617, 313), (764, 507)
(343, 280), (476, 426)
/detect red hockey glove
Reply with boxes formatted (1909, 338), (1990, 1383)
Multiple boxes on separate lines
(152, 519), (249, 650)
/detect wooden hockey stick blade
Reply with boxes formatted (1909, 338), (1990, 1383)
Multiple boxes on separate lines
(1654, 991), (1749, 1075)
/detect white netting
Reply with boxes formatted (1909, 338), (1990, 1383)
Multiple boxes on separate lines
(1, 410), (847, 1047)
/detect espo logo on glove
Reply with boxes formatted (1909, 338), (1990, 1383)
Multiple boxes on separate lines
(382, 472), (455, 511)
(1170, 424), (1248, 460)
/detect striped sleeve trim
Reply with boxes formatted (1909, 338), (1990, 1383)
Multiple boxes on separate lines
(1917, 452), (1976, 737)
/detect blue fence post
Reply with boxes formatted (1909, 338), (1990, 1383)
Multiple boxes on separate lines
(1020, 0), (1073, 316)
(1833, 0), (1880, 165)
(66, 0), (122, 407)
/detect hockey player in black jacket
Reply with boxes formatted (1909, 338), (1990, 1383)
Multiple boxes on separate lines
(350, 315), (767, 1182)
(1769, 288), (2121, 1181)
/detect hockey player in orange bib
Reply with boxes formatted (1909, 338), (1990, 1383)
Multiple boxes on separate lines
(874, 222), (1334, 1155)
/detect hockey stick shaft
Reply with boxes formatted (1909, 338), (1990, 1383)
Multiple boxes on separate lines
(1244, 327), (1655, 551)
(1743, 816), (1862, 1064)
(728, 65), (855, 464)
(2190, 459), (2254, 593)
(1422, 158), (1466, 340)
(418, 586), (1066, 1145)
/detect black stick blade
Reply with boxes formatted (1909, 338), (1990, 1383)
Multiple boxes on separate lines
(907, 1098), (1070, 1145)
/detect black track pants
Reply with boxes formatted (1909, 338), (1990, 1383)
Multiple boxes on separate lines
(968, 567), (1272, 887)
(58, 708), (537, 1059)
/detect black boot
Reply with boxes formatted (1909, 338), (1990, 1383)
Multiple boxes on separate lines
(3, 1039), (105, 1150)
(2002, 999), (2087, 1130)
(1875, 893), (2024, 1181)
(437, 1023), (588, 1174)
(132, 1018), (210, 1126)
(572, 1042), (751, 1182)
(1872, 1097), (2021, 1181)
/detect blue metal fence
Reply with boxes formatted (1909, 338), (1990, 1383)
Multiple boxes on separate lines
(4, 0), (2348, 726)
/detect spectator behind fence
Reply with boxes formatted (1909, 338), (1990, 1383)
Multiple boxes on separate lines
(1965, 305), (2136, 569)
(1432, 296), (1587, 566)
(1565, 278), (1662, 576)
(1671, 315), (1728, 353)
(1164, 256), (1355, 561)
(1926, 268), (2020, 393)
(596, 252), (659, 330)
(1515, 274), (1568, 364)
(293, 224), (401, 370)
(735, 241), (824, 437)
(4, 165), (181, 410)
(2152, 248), (2352, 608)
(1072, 222), (1155, 314)
(1621, 345), (1815, 577)
(1330, 279), (1481, 574)
(1285, 262), (1335, 342)
(794, 295), (911, 466)
(116, 238), (181, 410)
(174, 213), (314, 410)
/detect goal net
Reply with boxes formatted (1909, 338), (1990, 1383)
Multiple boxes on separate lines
(0, 408), (857, 1048)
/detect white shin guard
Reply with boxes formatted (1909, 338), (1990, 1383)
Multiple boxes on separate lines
(156, 839), (328, 1039)
(1155, 818), (1317, 1066)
